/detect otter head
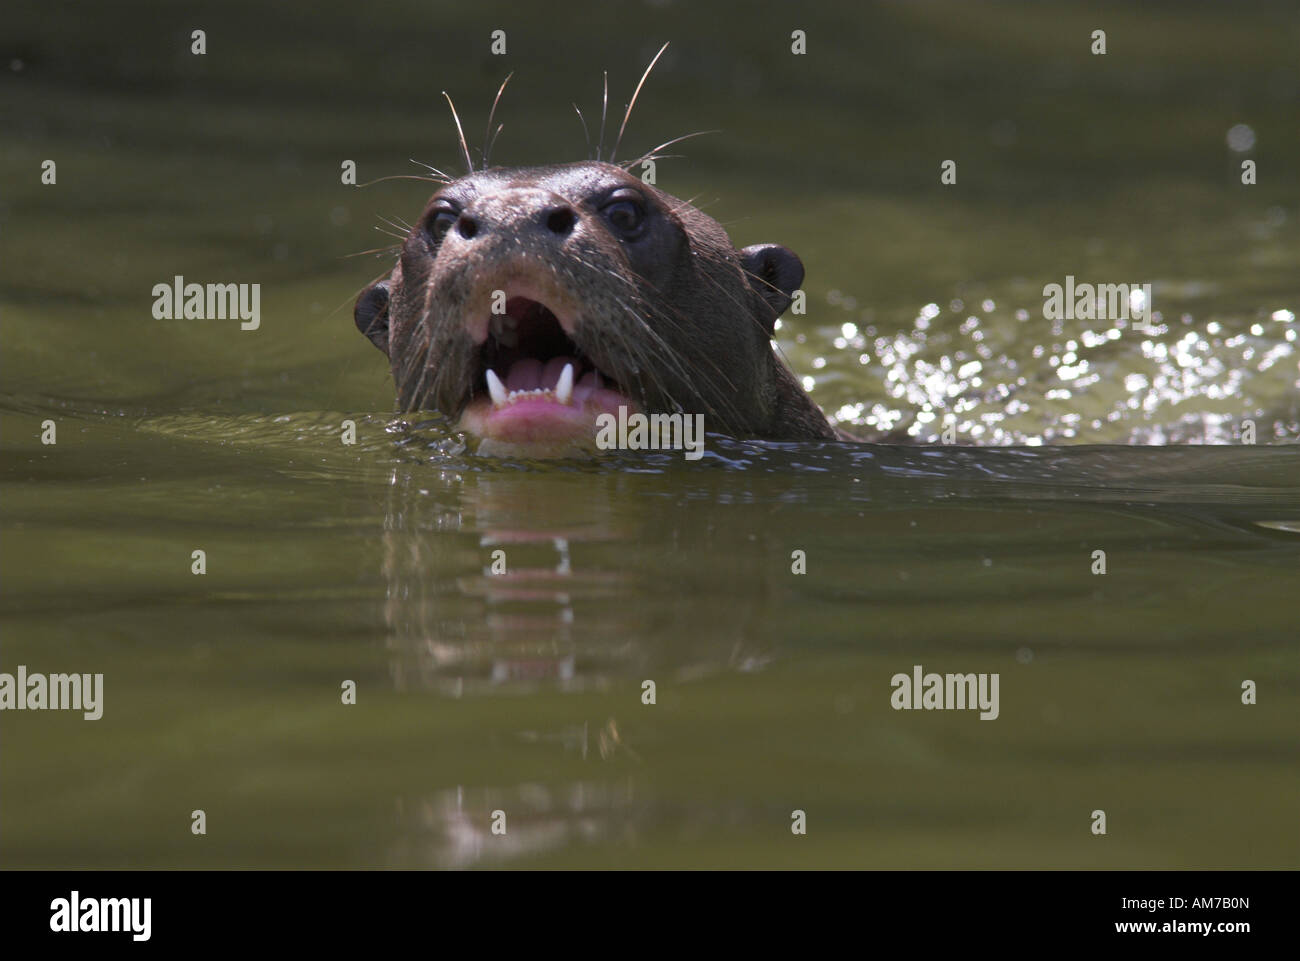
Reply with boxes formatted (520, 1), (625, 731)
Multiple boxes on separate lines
(354, 160), (836, 456)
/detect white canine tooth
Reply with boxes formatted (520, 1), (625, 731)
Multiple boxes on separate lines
(555, 363), (574, 405)
(486, 369), (508, 407)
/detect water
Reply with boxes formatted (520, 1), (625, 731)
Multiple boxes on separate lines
(2, 0), (1298, 868)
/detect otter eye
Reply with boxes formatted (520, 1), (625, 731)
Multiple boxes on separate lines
(426, 204), (459, 242)
(601, 191), (646, 238)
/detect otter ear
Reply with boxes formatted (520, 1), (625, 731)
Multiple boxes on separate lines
(354, 279), (391, 354)
(740, 244), (804, 333)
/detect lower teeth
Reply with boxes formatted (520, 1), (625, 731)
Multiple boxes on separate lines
(485, 361), (576, 408)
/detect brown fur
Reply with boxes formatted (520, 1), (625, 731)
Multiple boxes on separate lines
(354, 160), (837, 441)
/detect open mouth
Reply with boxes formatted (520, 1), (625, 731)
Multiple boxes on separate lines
(458, 295), (636, 452)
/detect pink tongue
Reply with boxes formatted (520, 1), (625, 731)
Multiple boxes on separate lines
(488, 356), (612, 408)
(501, 356), (578, 393)
(541, 356), (571, 389)
(504, 358), (542, 391)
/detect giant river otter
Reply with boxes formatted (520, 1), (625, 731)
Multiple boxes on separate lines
(354, 76), (837, 456)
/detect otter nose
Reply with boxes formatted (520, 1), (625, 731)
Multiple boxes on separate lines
(541, 205), (576, 236)
(452, 188), (579, 243)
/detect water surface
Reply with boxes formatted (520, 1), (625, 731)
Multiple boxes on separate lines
(2, 0), (1298, 868)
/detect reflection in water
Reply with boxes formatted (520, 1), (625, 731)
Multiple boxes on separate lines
(378, 464), (782, 865)
(389, 781), (641, 869)
(370, 434), (1300, 866)
(381, 461), (779, 698)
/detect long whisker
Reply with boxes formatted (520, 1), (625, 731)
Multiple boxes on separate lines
(572, 104), (592, 159)
(343, 244), (401, 259)
(612, 250), (759, 428)
(357, 174), (448, 188)
(620, 129), (721, 171)
(401, 301), (435, 409)
(597, 71), (610, 162)
(482, 72), (514, 167)
(632, 292), (748, 426)
(442, 91), (474, 174)
(486, 123), (505, 167)
(611, 41), (670, 163)
(585, 257), (741, 425)
(410, 159), (457, 181)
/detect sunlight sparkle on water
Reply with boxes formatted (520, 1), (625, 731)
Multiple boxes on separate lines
(811, 287), (1300, 445)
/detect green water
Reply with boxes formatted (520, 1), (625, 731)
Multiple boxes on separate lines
(2, 1), (1298, 868)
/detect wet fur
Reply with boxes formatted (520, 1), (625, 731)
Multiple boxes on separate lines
(355, 161), (836, 442)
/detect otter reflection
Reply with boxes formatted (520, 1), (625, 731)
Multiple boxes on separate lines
(377, 459), (785, 866)
(381, 463), (780, 695)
